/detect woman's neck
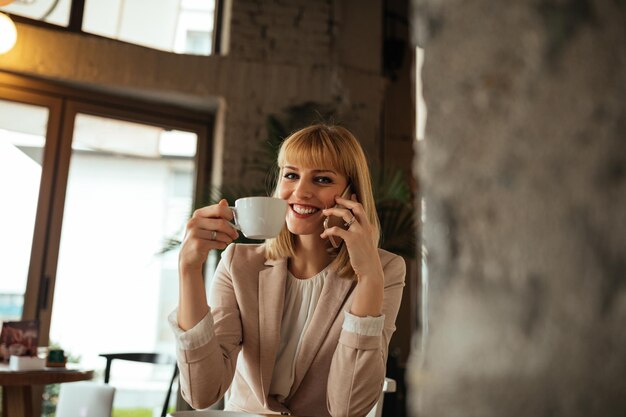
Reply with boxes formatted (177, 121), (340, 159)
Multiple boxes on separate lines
(289, 235), (332, 279)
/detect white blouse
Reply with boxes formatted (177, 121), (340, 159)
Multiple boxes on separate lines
(269, 268), (326, 400)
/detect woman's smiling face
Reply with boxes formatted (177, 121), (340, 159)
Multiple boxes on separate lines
(277, 162), (349, 237)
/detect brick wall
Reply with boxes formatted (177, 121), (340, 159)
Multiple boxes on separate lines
(229, 0), (333, 65)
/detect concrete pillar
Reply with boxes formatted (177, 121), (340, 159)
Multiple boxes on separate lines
(408, 0), (626, 415)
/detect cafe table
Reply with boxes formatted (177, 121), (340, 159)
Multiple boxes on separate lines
(0, 363), (94, 417)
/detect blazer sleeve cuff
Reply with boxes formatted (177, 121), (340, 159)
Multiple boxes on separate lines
(342, 310), (386, 336)
(168, 308), (215, 351)
(338, 328), (382, 350)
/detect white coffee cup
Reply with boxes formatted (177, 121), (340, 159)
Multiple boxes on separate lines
(230, 197), (288, 239)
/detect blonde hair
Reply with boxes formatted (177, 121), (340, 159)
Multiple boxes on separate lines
(264, 124), (380, 278)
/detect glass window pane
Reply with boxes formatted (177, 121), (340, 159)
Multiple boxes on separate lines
(50, 113), (197, 412)
(0, 99), (48, 321)
(83, 0), (216, 55)
(0, 0), (71, 27)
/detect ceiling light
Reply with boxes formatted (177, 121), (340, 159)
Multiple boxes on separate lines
(0, 12), (17, 54)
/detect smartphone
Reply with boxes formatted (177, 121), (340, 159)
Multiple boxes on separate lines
(323, 184), (353, 248)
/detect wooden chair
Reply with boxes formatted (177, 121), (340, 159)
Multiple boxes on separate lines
(100, 352), (178, 417)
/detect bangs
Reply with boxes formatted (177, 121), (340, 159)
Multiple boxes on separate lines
(278, 128), (349, 176)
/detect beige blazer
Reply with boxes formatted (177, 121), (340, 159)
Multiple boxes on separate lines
(176, 243), (405, 417)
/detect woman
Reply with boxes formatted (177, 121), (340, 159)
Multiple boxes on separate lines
(169, 124), (406, 417)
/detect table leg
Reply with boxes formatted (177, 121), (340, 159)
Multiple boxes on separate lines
(30, 386), (43, 417)
(2, 385), (32, 417)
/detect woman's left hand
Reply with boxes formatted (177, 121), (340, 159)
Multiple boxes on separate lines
(320, 194), (383, 281)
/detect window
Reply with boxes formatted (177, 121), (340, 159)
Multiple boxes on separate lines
(0, 0), (220, 56)
(50, 114), (198, 412)
(184, 30), (212, 55)
(0, 97), (54, 324)
(0, 0), (72, 27)
(0, 73), (213, 413)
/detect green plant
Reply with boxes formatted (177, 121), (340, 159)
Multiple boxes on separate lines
(371, 167), (416, 258)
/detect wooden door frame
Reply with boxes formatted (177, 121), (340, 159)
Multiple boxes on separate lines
(0, 71), (214, 344)
(0, 86), (63, 325)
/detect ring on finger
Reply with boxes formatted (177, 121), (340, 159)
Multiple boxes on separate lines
(344, 216), (356, 228)
(210, 230), (217, 240)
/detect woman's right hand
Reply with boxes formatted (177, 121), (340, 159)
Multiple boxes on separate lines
(179, 199), (239, 273)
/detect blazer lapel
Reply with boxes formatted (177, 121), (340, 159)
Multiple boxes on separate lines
(288, 267), (355, 396)
(258, 256), (288, 403)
